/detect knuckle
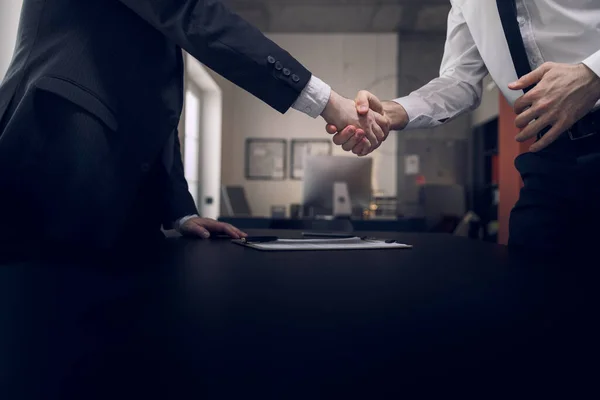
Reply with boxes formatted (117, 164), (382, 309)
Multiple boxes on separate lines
(537, 100), (551, 111)
(556, 112), (568, 124)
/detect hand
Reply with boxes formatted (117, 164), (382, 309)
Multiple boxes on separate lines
(326, 91), (408, 156)
(320, 90), (391, 156)
(179, 217), (247, 239)
(510, 62), (600, 152)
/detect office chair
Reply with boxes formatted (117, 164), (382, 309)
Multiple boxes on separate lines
(220, 186), (252, 217)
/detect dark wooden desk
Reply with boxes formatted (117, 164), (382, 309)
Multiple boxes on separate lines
(0, 231), (597, 398)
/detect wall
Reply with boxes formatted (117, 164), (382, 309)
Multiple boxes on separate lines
(210, 34), (398, 217)
(183, 55), (223, 219)
(0, 0), (23, 80)
(183, 83), (203, 207)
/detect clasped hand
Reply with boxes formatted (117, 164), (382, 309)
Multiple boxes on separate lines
(321, 90), (391, 156)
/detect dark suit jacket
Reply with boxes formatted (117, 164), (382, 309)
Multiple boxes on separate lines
(0, 0), (312, 249)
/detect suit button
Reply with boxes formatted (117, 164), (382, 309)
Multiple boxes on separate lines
(283, 68), (291, 76)
(141, 163), (151, 173)
(275, 61), (283, 71)
(292, 74), (300, 83)
(267, 56), (276, 64)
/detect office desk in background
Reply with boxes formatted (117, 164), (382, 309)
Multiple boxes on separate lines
(0, 231), (597, 398)
(217, 216), (427, 233)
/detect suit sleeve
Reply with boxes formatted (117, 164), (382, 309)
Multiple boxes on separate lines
(163, 131), (198, 225)
(116, 0), (311, 113)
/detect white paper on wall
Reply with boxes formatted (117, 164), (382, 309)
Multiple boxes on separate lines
(405, 155), (420, 175)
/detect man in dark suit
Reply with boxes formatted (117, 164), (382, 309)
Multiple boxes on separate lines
(0, 0), (389, 252)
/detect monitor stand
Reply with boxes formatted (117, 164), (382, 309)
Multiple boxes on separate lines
(333, 182), (352, 217)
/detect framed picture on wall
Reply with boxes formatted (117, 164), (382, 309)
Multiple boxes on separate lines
(245, 139), (287, 180)
(290, 139), (332, 180)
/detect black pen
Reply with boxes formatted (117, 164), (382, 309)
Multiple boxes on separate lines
(240, 236), (279, 243)
(360, 237), (398, 243)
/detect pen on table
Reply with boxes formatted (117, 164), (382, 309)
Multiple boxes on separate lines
(301, 232), (355, 238)
(240, 236), (279, 243)
(360, 236), (398, 244)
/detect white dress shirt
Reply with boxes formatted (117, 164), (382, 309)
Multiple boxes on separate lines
(394, 0), (600, 130)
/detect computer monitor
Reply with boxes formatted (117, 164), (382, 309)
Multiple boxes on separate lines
(302, 155), (373, 217)
(221, 185), (252, 216)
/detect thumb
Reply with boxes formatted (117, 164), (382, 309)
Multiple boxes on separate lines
(355, 90), (383, 115)
(355, 90), (371, 115)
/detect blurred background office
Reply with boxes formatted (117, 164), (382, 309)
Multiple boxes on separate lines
(1, 0), (507, 243)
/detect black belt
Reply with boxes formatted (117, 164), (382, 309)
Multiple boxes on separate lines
(561, 108), (600, 141)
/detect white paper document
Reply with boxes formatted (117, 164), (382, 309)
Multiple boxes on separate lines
(234, 237), (412, 251)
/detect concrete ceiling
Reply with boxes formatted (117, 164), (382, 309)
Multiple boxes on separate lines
(222, 0), (451, 33)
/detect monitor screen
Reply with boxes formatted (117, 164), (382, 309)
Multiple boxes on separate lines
(302, 155), (373, 217)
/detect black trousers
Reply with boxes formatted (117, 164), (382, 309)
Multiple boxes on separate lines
(509, 132), (600, 252)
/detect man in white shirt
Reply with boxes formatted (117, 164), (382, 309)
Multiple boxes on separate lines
(326, 0), (600, 251)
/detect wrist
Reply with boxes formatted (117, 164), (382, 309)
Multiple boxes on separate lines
(320, 90), (342, 123)
(579, 63), (600, 105)
(176, 214), (198, 232)
(383, 101), (409, 130)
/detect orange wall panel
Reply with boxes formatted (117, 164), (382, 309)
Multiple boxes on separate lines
(498, 94), (535, 245)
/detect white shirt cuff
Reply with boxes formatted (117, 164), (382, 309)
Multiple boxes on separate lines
(176, 214), (198, 232)
(392, 96), (443, 130)
(582, 51), (600, 80)
(292, 75), (331, 118)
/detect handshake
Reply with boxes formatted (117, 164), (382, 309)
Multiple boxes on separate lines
(320, 90), (409, 156)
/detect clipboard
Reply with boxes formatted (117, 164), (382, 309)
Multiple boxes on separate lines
(232, 236), (412, 252)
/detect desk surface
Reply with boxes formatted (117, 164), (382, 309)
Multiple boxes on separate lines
(0, 231), (597, 398)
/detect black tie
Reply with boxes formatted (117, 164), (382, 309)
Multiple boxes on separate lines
(496, 0), (534, 93)
(496, 0), (556, 140)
